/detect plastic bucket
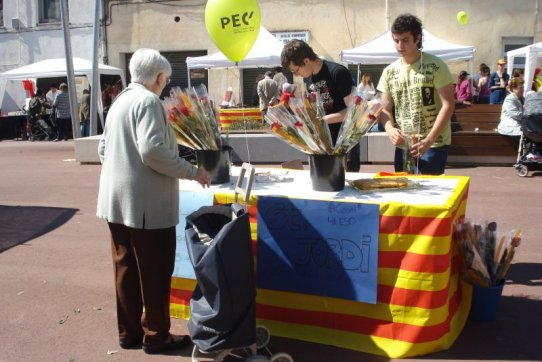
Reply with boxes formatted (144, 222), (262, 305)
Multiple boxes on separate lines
(196, 146), (232, 184)
(309, 154), (345, 192)
(468, 280), (505, 322)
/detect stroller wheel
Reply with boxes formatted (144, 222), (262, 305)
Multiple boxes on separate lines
(270, 352), (294, 362)
(245, 354), (270, 362)
(516, 164), (529, 177)
(255, 325), (271, 349)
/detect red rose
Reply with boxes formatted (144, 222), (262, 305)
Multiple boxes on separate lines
(180, 106), (190, 116)
(354, 96), (362, 105)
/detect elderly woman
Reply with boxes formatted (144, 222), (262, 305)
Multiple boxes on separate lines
(96, 48), (210, 354)
(497, 77), (524, 149)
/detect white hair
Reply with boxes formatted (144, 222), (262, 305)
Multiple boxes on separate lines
(129, 48), (171, 85)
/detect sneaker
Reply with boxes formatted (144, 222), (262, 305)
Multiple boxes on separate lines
(526, 152), (542, 161)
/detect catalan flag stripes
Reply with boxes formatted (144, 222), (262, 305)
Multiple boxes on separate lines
(218, 108), (262, 130)
(170, 175), (471, 358)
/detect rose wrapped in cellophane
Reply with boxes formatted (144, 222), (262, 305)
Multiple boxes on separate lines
(264, 90), (386, 155)
(333, 93), (387, 155)
(263, 102), (315, 154)
(264, 91), (335, 155)
(453, 219), (522, 287)
(162, 85), (222, 150)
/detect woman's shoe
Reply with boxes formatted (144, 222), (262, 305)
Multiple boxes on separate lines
(119, 336), (143, 349)
(142, 334), (192, 354)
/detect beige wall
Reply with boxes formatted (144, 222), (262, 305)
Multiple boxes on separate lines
(104, 0), (542, 101)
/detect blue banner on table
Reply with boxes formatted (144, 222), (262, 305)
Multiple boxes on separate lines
(257, 196), (379, 304)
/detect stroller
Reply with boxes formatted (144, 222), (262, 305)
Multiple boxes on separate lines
(514, 92), (542, 176)
(28, 116), (55, 141)
(185, 164), (293, 362)
(23, 98), (55, 142)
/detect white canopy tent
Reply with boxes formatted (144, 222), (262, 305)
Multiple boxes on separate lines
(340, 29), (475, 65)
(186, 26), (284, 102)
(186, 26), (284, 71)
(0, 58), (125, 126)
(506, 42), (542, 96)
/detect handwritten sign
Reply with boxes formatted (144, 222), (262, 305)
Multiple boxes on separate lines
(174, 190), (214, 279)
(257, 196), (379, 303)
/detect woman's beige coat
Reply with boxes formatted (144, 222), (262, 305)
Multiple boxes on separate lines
(97, 83), (197, 229)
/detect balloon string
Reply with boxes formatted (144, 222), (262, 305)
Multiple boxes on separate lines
(236, 66), (251, 166)
(243, 107), (251, 165)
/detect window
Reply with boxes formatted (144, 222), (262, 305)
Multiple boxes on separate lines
(503, 36), (533, 69)
(39, 0), (63, 24)
(0, 1), (4, 27)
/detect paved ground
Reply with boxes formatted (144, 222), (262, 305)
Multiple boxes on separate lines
(0, 140), (541, 362)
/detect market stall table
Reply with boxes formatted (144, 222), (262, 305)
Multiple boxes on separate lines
(0, 113), (27, 140)
(170, 168), (471, 358)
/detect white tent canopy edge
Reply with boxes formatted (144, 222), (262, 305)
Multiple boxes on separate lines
(340, 29), (475, 64)
(506, 42), (542, 96)
(0, 57), (126, 127)
(186, 26), (283, 70)
(340, 29), (475, 84)
(186, 26), (284, 102)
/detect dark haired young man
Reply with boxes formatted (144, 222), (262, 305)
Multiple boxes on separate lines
(281, 39), (359, 172)
(377, 14), (455, 175)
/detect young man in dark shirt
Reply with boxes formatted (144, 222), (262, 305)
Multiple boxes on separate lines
(281, 39), (359, 172)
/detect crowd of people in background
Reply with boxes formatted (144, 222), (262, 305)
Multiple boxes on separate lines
(453, 57), (542, 106)
(451, 57), (542, 159)
(24, 81), (121, 140)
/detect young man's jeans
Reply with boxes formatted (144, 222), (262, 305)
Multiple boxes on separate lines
(394, 145), (449, 175)
(80, 122), (89, 137)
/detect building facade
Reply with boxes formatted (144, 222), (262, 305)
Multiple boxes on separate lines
(0, 0), (97, 71)
(2, 0), (542, 107)
(101, 0), (542, 104)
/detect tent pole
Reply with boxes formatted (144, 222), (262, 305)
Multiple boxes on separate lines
(239, 69), (243, 106)
(90, 0), (101, 136)
(357, 64), (360, 87)
(60, 0), (80, 139)
(385, 0), (390, 31)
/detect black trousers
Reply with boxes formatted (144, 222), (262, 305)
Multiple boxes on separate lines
(107, 222), (176, 344)
(55, 117), (71, 140)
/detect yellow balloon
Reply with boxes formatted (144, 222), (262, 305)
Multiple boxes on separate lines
(456, 11), (469, 25)
(205, 0), (261, 64)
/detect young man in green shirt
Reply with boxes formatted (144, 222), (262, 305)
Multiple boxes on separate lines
(377, 14), (455, 175)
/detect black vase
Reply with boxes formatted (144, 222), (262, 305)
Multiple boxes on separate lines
(195, 146), (232, 184)
(309, 154), (345, 191)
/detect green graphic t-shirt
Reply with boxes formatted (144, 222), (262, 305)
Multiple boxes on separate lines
(377, 52), (453, 148)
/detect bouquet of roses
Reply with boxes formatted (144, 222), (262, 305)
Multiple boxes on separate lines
(453, 219), (521, 287)
(264, 89), (386, 155)
(333, 94), (387, 155)
(162, 85), (222, 150)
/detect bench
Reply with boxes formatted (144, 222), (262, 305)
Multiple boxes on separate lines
(448, 103), (518, 165)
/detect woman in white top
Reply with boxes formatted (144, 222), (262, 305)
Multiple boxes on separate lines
(357, 73), (376, 100)
(498, 77), (524, 148)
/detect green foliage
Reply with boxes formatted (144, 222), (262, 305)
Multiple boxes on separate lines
(225, 120), (270, 131)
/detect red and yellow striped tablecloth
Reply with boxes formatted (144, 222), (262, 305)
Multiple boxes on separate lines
(170, 175), (471, 358)
(218, 107), (262, 130)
